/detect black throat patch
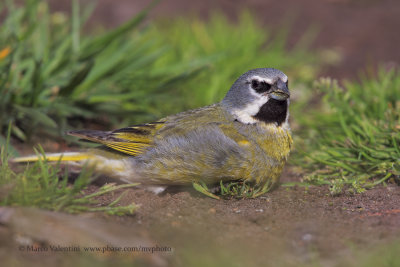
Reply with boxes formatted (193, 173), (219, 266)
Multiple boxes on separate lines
(253, 99), (288, 126)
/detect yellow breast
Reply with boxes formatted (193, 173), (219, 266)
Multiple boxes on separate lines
(258, 123), (292, 160)
(243, 123), (292, 186)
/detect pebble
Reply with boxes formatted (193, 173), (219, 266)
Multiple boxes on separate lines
(208, 208), (216, 214)
(234, 209), (241, 214)
(302, 233), (313, 242)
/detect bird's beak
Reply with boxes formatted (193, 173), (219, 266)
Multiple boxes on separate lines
(269, 79), (290, 101)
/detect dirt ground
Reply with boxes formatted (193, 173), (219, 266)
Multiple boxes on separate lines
(3, 0), (400, 266)
(94, 173), (400, 266)
(4, 170), (400, 266)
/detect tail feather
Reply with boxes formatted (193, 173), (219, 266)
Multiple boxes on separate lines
(12, 152), (94, 163)
(12, 150), (134, 181)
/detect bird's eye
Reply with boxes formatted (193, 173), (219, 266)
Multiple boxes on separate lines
(251, 79), (271, 93)
(251, 80), (260, 89)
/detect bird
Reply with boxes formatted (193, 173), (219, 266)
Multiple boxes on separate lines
(14, 68), (293, 193)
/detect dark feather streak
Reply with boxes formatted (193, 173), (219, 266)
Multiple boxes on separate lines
(112, 127), (150, 135)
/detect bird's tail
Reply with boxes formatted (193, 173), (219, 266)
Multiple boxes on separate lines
(11, 150), (133, 181)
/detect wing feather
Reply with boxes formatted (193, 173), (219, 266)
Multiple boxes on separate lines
(68, 122), (164, 156)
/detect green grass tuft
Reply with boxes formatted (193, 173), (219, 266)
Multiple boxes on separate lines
(193, 180), (274, 199)
(0, 128), (137, 214)
(0, 0), (205, 141)
(294, 68), (400, 194)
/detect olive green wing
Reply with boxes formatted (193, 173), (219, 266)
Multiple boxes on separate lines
(68, 103), (243, 157)
(67, 105), (219, 156)
(67, 121), (165, 156)
(156, 106), (252, 149)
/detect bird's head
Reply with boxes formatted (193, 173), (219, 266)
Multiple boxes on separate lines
(222, 68), (290, 126)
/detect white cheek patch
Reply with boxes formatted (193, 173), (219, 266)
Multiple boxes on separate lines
(231, 91), (270, 124)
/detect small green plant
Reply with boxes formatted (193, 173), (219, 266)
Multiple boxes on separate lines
(0, 128), (137, 215)
(193, 180), (273, 199)
(295, 68), (400, 194)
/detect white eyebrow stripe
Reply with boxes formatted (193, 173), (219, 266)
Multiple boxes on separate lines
(251, 76), (273, 84)
(250, 75), (288, 83)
